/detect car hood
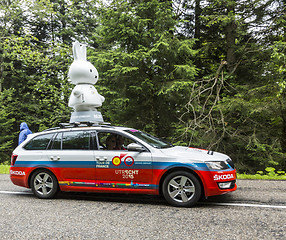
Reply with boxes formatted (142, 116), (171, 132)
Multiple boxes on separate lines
(159, 146), (230, 163)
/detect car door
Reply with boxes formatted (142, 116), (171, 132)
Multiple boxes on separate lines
(45, 130), (96, 181)
(94, 130), (153, 189)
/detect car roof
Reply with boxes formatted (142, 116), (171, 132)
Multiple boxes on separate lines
(35, 124), (134, 136)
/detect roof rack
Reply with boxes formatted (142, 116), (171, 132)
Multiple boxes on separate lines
(42, 127), (61, 132)
(43, 121), (112, 132)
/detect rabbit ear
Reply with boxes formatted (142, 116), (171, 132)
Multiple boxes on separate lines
(72, 41), (86, 61)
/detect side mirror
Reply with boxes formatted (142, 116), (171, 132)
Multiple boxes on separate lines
(127, 143), (146, 152)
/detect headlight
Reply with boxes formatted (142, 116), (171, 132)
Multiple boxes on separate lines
(206, 161), (229, 170)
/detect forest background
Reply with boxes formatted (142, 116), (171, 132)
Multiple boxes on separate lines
(0, 0), (285, 174)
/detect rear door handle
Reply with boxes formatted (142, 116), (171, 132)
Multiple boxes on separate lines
(50, 156), (60, 161)
(96, 156), (107, 161)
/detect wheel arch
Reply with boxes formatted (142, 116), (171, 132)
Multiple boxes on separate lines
(158, 167), (205, 198)
(28, 168), (58, 188)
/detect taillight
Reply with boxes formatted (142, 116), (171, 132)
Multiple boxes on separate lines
(11, 154), (18, 166)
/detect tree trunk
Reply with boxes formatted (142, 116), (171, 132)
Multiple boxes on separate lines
(280, 86), (286, 152)
(0, 49), (3, 92)
(194, 0), (201, 41)
(226, 4), (236, 73)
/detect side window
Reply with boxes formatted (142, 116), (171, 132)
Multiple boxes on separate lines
(97, 131), (136, 151)
(24, 133), (54, 150)
(62, 131), (91, 150)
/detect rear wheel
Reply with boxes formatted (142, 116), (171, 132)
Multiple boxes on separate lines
(162, 171), (201, 207)
(30, 170), (58, 199)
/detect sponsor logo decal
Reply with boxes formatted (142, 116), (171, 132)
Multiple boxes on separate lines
(96, 159), (110, 168)
(130, 129), (139, 132)
(10, 170), (25, 176)
(214, 174), (234, 181)
(115, 170), (139, 179)
(112, 154), (134, 167)
(59, 180), (154, 189)
(112, 156), (121, 166)
(112, 154), (127, 166)
(124, 156), (134, 166)
(96, 164), (109, 168)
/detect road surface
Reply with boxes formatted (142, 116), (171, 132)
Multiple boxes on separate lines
(0, 174), (285, 239)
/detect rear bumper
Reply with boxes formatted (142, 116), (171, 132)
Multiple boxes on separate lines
(10, 167), (30, 188)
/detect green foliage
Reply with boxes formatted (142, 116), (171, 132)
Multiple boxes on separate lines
(237, 167), (286, 180)
(0, 90), (16, 162)
(237, 173), (286, 180)
(238, 167), (286, 180)
(93, 0), (197, 136)
(0, 3), (73, 162)
(0, 164), (10, 174)
(171, 0), (286, 173)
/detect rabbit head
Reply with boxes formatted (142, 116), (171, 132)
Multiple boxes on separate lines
(68, 41), (99, 85)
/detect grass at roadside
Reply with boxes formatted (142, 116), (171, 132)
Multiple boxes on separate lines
(0, 165), (10, 174)
(237, 173), (286, 180)
(1, 164), (286, 180)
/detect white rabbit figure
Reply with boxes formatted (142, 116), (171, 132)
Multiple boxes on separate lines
(68, 41), (105, 112)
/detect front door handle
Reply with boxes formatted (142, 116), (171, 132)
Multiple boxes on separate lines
(50, 156), (60, 161)
(96, 156), (107, 161)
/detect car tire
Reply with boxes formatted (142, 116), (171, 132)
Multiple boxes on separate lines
(162, 171), (201, 207)
(30, 169), (58, 199)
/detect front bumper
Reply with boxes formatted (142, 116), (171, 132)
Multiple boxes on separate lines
(196, 169), (237, 197)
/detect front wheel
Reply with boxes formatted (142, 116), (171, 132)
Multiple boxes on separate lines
(162, 171), (201, 207)
(30, 170), (58, 199)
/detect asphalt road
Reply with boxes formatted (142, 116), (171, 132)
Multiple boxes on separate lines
(0, 174), (285, 240)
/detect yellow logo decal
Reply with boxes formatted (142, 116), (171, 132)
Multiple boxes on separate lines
(112, 156), (121, 166)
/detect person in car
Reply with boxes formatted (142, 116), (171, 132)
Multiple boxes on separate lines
(18, 122), (32, 145)
(106, 134), (116, 150)
(115, 135), (126, 150)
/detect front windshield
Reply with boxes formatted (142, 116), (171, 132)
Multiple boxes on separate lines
(124, 129), (173, 149)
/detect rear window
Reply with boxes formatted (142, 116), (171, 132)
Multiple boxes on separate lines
(24, 131), (93, 151)
(24, 133), (54, 150)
